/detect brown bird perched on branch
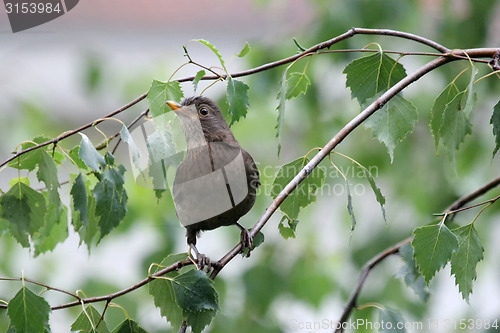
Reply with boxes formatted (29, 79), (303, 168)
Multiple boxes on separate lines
(166, 97), (260, 268)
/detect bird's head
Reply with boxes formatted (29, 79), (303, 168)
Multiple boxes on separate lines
(167, 96), (234, 142)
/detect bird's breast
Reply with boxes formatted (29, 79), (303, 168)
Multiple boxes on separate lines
(172, 142), (254, 227)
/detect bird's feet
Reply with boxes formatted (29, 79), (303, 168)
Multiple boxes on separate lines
(188, 244), (221, 271)
(239, 227), (254, 258)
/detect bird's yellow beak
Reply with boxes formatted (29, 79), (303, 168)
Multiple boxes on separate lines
(166, 101), (182, 110)
(167, 100), (198, 120)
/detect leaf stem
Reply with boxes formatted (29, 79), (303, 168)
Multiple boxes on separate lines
(2, 29), (498, 169)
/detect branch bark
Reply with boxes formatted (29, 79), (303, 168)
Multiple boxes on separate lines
(4, 28), (497, 170)
(334, 175), (500, 332)
(0, 28), (499, 329)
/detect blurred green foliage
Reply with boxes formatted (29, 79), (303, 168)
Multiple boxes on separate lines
(1, 0), (500, 332)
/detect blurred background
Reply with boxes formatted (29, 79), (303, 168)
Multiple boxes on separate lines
(1, 0), (500, 332)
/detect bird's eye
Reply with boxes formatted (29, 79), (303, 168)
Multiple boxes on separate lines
(198, 107), (209, 117)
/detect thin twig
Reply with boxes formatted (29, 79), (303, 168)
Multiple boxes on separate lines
(0, 277), (80, 301)
(210, 55), (453, 279)
(96, 299), (111, 329)
(317, 49), (490, 64)
(111, 108), (150, 154)
(334, 175), (500, 332)
(50, 260), (192, 310)
(446, 176), (500, 212)
(0, 29), (498, 323)
(438, 194), (500, 216)
(334, 237), (413, 333)
(0, 93), (148, 169)
(2, 28), (498, 170)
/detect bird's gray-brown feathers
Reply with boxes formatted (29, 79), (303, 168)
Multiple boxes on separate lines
(172, 96), (260, 245)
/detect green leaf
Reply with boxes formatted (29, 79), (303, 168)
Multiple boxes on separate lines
(71, 304), (109, 333)
(360, 163), (386, 221)
(148, 254), (216, 333)
(33, 202), (68, 256)
(450, 223), (484, 302)
(293, 37), (307, 51)
(112, 319), (148, 333)
(252, 230), (265, 248)
(462, 65), (478, 117)
(491, 99), (500, 157)
(0, 216), (8, 235)
(345, 178), (357, 231)
(0, 181), (46, 247)
(71, 173), (88, 227)
(439, 91), (472, 163)
(79, 133), (106, 172)
(79, 193), (100, 250)
(275, 71), (311, 156)
(7, 286), (51, 333)
(184, 309), (217, 333)
(364, 94), (418, 162)
(103, 164), (126, 188)
(37, 150), (59, 192)
(37, 150), (61, 215)
(226, 76), (250, 125)
(271, 156), (325, 220)
(379, 308), (406, 333)
(69, 146), (88, 169)
(193, 70), (206, 93)
(94, 166), (128, 240)
(396, 244), (430, 302)
(236, 41), (250, 57)
(344, 52), (407, 105)
(120, 125), (142, 172)
(7, 137), (49, 171)
(147, 80), (184, 117)
(275, 71), (288, 156)
(149, 254), (189, 332)
(278, 215), (298, 239)
(430, 82), (460, 149)
(195, 39), (226, 71)
(172, 269), (219, 312)
(8, 147), (40, 171)
(9, 177), (29, 187)
(412, 223), (458, 283)
(285, 72), (310, 99)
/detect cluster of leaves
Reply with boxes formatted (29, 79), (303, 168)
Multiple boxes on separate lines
(269, 48), (499, 327)
(0, 131), (131, 254)
(0, 137), (68, 255)
(71, 134), (128, 247)
(341, 51), (497, 305)
(6, 280), (149, 332)
(270, 153), (386, 239)
(412, 219), (484, 302)
(1, 37), (499, 332)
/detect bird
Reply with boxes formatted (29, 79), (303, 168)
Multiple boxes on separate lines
(166, 96), (260, 268)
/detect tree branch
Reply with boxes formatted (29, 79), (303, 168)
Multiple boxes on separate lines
(334, 175), (500, 332)
(0, 93), (148, 169)
(0, 277), (80, 301)
(446, 175), (500, 212)
(2, 27), (498, 170)
(209, 55), (453, 279)
(49, 260), (192, 310)
(335, 238), (413, 333)
(0, 29), (499, 329)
